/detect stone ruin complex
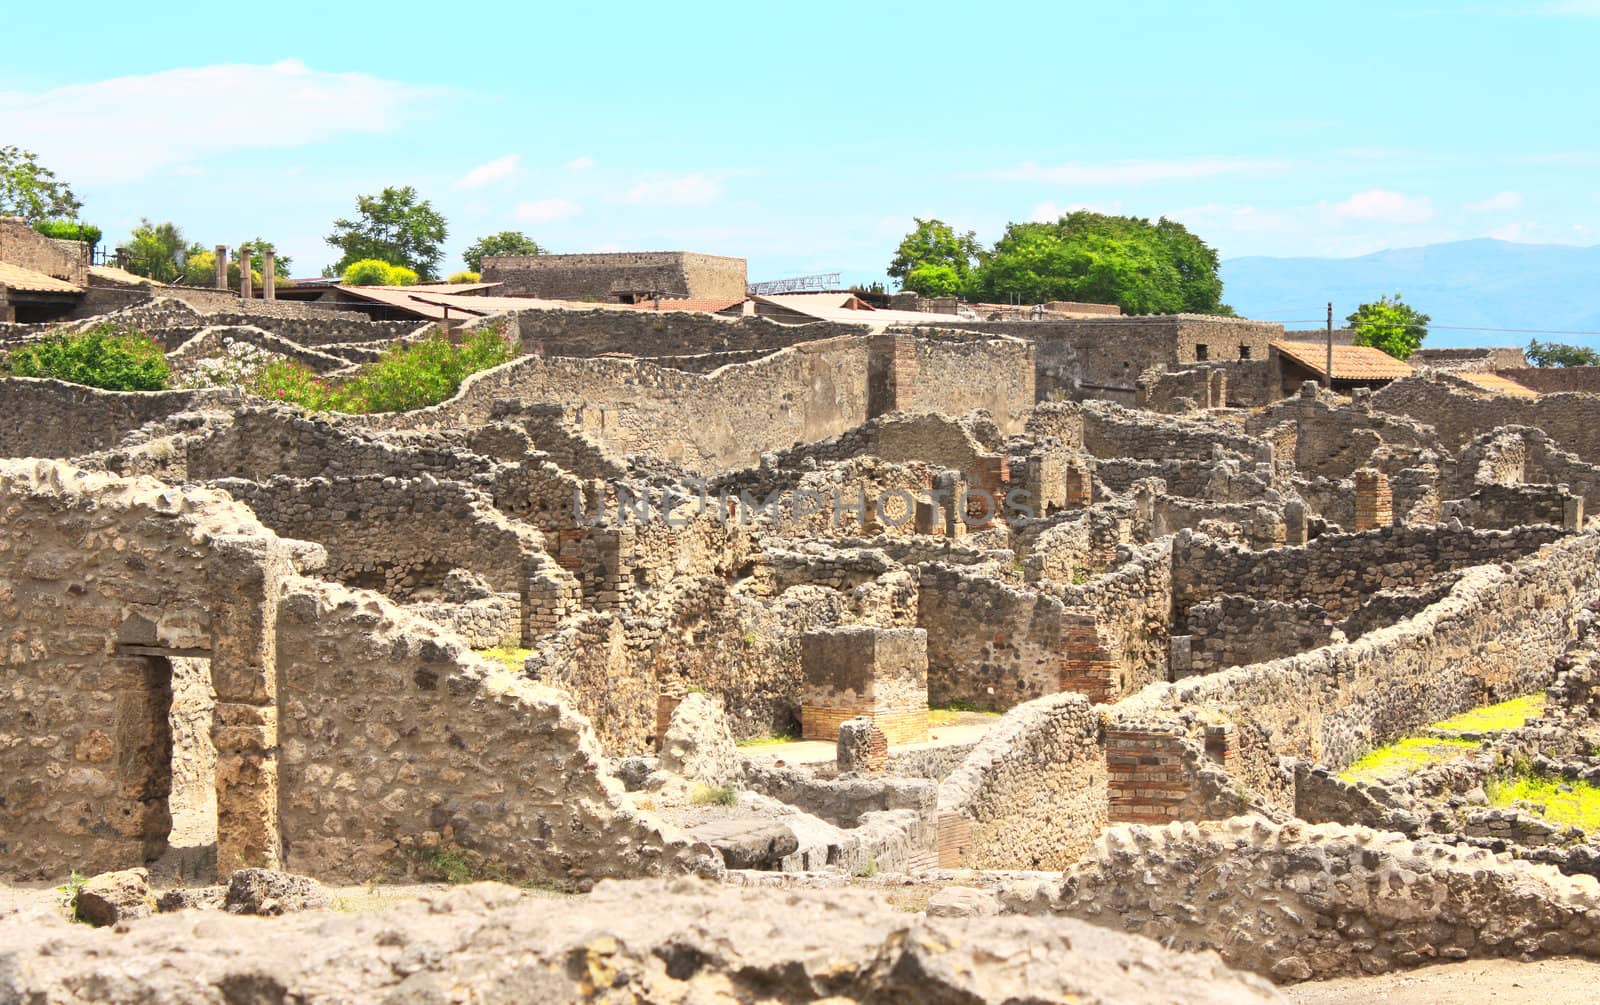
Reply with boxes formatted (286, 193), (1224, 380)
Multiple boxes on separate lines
(3, 289), (1600, 1000)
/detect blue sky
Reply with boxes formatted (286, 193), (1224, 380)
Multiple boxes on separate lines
(2, 0), (1597, 292)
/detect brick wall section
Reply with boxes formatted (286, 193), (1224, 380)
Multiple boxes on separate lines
(800, 627), (929, 745)
(1106, 723), (1193, 824)
(1353, 468), (1393, 530)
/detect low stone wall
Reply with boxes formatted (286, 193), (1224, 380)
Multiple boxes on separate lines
(1179, 595), (1332, 677)
(505, 305), (861, 358)
(935, 692), (1107, 869)
(1004, 818), (1600, 981)
(1081, 401), (1266, 463)
(0, 378), (234, 459)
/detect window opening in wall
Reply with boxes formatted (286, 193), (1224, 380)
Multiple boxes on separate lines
(1239, 345), (1251, 360)
(1196, 344), (1210, 361)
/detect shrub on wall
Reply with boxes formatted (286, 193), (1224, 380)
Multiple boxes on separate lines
(250, 326), (514, 413)
(33, 219), (102, 247)
(3, 325), (171, 391)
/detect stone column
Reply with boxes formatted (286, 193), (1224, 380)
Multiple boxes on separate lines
(205, 538), (286, 876)
(238, 245), (252, 300)
(1284, 497), (1309, 547)
(262, 247), (275, 301)
(1354, 468), (1393, 531)
(214, 245), (228, 290)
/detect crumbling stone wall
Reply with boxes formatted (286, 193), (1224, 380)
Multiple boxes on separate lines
(936, 692), (1107, 869)
(1172, 523), (1564, 624)
(1249, 385), (1435, 480)
(503, 306), (862, 358)
(273, 577), (717, 886)
(1494, 365), (1600, 394)
(1374, 372), (1600, 464)
(212, 474), (549, 604)
(1178, 596), (1332, 677)
(0, 216), (86, 285)
(1081, 401), (1266, 462)
(899, 331), (1035, 432)
(185, 408), (495, 484)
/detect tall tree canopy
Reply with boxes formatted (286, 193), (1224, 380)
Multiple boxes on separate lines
(887, 218), (981, 296)
(463, 231), (544, 273)
(0, 146), (81, 222)
(967, 212), (1231, 314)
(1347, 293), (1429, 360)
(325, 186), (448, 280)
(1526, 339), (1600, 367)
(123, 220), (187, 283)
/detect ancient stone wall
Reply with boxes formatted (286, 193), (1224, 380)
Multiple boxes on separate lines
(1373, 373), (1600, 464)
(0, 378), (234, 459)
(1081, 401), (1265, 462)
(484, 251), (747, 301)
(1442, 483), (1582, 531)
(936, 692), (1107, 869)
(1122, 530), (1600, 805)
(1171, 523), (1564, 623)
(1006, 818), (1600, 981)
(504, 306), (860, 358)
(1494, 365), (1600, 394)
(900, 330), (1035, 432)
(186, 408), (495, 484)
(923, 314), (1281, 403)
(273, 577), (717, 886)
(212, 474), (549, 604)
(1248, 386), (1435, 480)
(0, 216), (86, 285)
(1177, 595), (1332, 677)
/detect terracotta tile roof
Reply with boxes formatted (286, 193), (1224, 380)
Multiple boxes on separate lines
(1457, 372), (1541, 398)
(1272, 340), (1414, 381)
(0, 262), (82, 294)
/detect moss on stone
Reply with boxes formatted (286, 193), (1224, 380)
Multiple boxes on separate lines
(1340, 737), (1478, 783)
(1433, 693), (1546, 735)
(1487, 772), (1600, 831)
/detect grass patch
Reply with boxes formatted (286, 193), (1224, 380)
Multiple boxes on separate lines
(1340, 737), (1478, 783)
(736, 731), (799, 748)
(1486, 771), (1600, 832)
(691, 784), (738, 806)
(55, 869), (88, 922)
(928, 702), (1003, 727)
(1433, 693), (1546, 735)
(476, 646), (532, 672)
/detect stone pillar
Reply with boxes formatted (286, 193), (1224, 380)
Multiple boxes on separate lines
(237, 245), (253, 299)
(1059, 610), (1122, 703)
(801, 627), (929, 745)
(1564, 495), (1586, 533)
(214, 245), (228, 290)
(205, 538), (286, 876)
(1353, 468), (1393, 531)
(1284, 497), (1309, 547)
(262, 247), (275, 301)
(836, 717), (888, 773)
(1064, 461), (1093, 509)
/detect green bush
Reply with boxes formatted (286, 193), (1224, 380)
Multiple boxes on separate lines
(251, 326), (514, 413)
(447, 270), (481, 284)
(388, 265), (419, 286)
(34, 219), (102, 247)
(5, 326), (171, 391)
(341, 258), (396, 285)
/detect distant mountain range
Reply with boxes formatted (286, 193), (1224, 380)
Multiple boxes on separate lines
(1221, 239), (1600, 350)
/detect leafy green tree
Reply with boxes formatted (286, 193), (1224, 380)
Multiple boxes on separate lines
(4, 325), (170, 391)
(463, 231), (543, 272)
(34, 220), (102, 247)
(904, 262), (963, 297)
(968, 212), (1232, 314)
(0, 146), (81, 222)
(1526, 339), (1600, 367)
(342, 259), (399, 286)
(123, 220), (187, 282)
(1347, 294), (1429, 360)
(325, 186), (448, 280)
(888, 218), (981, 295)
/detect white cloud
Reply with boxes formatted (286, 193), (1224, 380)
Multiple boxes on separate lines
(1488, 221), (1537, 241)
(453, 154), (520, 190)
(0, 60), (443, 184)
(565, 155), (596, 171)
(623, 174), (722, 205)
(990, 156), (1292, 186)
(1466, 190), (1524, 212)
(514, 198), (583, 223)
(1331, 189), (1435, 223)
(1169, 203), (1296, 234)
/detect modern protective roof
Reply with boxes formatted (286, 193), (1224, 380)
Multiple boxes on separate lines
(1271, 339), (1414, 381)
(1456, 372), (1541, 398)
(0, 262), (82, 295)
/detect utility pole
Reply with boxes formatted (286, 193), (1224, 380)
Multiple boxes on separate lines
(1324, 301), (1334, 390)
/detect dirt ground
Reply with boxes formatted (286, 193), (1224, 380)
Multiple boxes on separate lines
(1286, 957), (1600, 1004)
